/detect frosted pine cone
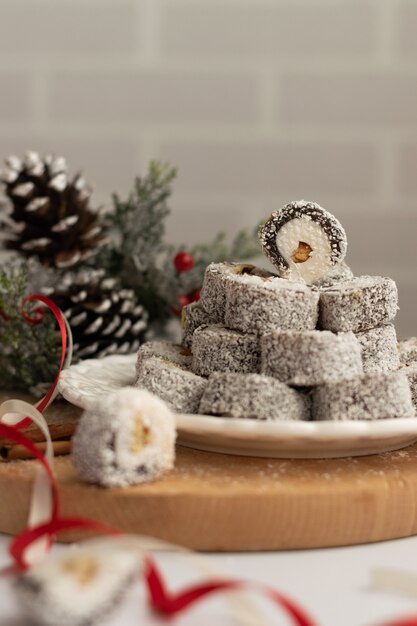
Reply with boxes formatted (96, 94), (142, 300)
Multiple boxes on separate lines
(0, 151), (106, 269)
(44, 268), (148, 361)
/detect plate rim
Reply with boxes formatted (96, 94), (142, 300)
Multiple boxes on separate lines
(57, 353), (417, 442)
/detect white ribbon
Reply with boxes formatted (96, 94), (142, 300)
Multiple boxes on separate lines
(0, 309), (73, 565)
(0, 400), (54, 565)
(2, 311), (269, 625)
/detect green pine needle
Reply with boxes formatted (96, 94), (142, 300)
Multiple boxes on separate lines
(0, 261), (61, 396)
(99, 161), (260, 325)
(0, 158), (262, 393)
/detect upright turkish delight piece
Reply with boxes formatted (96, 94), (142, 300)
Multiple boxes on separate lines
(259, 200), (347, 284)
(261, 329), (363, 386)
(355, 323), (400, 373)
(71, 387), (176, 488)
(319, 276), (398, 333)
(199, 372), (310, 421)
(225, 272), (319, 335)
(136, 355), (207, 413)
(192, 324), (260, 376)
(312, 371), (414, 420)
(398, 337), (417, 367)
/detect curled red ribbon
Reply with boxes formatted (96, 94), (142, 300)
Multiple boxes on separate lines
(13, 295), (68, 429)
(145, 555), (318, 625)
(3, 295), (417, 626)
(3, 417), (317, 625)
(0, 423), (58, 514)
(4, 417), (417, 626)
(10, 517), (120, 571)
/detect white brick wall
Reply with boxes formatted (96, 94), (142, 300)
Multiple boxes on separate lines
(48, 69), (260, 126)
(160, 3), (377, 59)
(0, 0), (416, 335)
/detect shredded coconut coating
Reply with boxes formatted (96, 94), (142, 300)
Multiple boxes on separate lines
(319, 275), (398, 333)
(15, 543), (139, 626)
(404, 362), (417, 411)
(199, 372), (310, 421)
(181, 300), (217, 349)
(313, 261), (353, 288)
(259, 200), (347, 284)
(136, 355), (207, 413)
(72, 387), (176, 488)
(136, 340), (192, 379)
(191, 324), (260, 376)
(398, 337), (417, 367)
(312, 371), (415, 421)
(199, 262), (232, 320)
(224, 272), (319, 335)
(355, 323), (400, 374)
(199, 262), (275, 319)
(261, 329), (363, 386)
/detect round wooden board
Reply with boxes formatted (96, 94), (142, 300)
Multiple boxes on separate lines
(2, 443), (417, 551)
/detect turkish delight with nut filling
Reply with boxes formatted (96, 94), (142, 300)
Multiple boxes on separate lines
(136, 340), (192, 380)
(355, 323), (400, 373)
(181, 300), (217, 349)
(199, 262), (275, 320)
(199, 372), (310, 421)
(319, 276), (398, 333)
(136, 355), (207, 413)
(191, 324), (260, 377)
(224, 272), (319, 335)
(259, 200), (347, 285)
(261, 329), (363, 386)
(15, 540), (140, 626)
(312, 371), (414, 421)
(72, 387), (176, 488)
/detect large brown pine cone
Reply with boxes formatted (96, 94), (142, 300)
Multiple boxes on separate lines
(0, 151), (106, 269)
(43, 268), (148, 361)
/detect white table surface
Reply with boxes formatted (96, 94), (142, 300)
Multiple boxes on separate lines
(2, 534), (417, 626)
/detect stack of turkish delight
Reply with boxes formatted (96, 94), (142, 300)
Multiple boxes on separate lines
(135, 201), (415, 422)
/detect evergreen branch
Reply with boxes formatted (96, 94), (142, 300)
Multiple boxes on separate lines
(104, 161), (177, 274)
(0, 261), (61, 396)
(98, 160), (260, 326)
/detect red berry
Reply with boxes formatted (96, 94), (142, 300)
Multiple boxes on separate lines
(174, 251), (194, 273)
(178, 293), (191, 308)
(173, 290), (201, 316)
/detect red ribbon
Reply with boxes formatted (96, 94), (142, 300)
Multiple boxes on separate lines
(4, 421), (417, 626)
(145, 555), (318, 625)
(13, 295), (68, 429)
(2, 415), (318, 624)
(10, 517), (120, 570)
(3, 295), (417, 626)
(0, 422), (59, 523)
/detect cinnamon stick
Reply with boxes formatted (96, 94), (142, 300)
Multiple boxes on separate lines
(0, 392), (81, 444)
(0, 439), (72, 462)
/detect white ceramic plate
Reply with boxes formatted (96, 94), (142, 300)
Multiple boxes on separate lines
(58, 354), (417, 459)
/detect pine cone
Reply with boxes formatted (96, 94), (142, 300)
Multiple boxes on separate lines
(44, 269), (148, 361)
(0, 151), (106, 269)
